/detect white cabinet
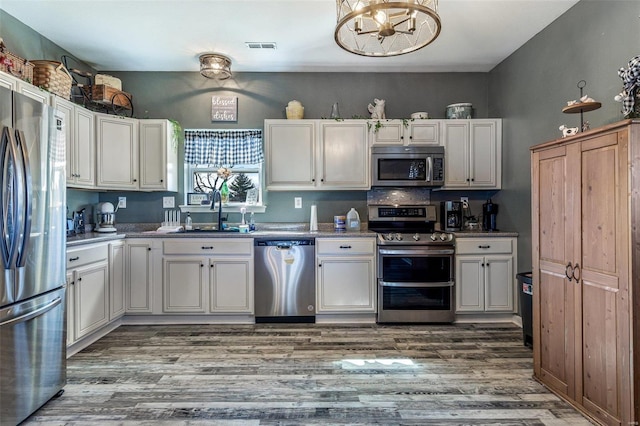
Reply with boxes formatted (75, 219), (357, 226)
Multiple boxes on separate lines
(125, 240), (156, 314)
(95, 113), (139, 189)
(371, 119), (440, 146)
(455, 237), (516, 313)
(265, 119), (369, 190)
(442, 119), (501, 189)
(66, 243), (110, 342)
(109, 240), (126, 320)
(161, 239), (254, 314)
(17, 80), (50, 104)
(53, 97), (95, 188)
(0, 70), (20, 90)
(316, 238), (376, 313)
(139, 119), (179, 191)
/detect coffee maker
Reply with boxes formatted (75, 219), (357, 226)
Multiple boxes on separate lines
(441, 201), (463, 231)
(482, 199), (499, 231)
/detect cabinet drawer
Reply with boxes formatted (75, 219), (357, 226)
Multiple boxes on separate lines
(66, 243), (109, 268)
(456, 238), (513, 255)
(317, 238), (376, 255)
(163, 238), (253, 256)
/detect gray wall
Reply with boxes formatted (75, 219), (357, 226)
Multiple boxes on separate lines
(488, 0), (640, 272)
(4, 2), (639, 273)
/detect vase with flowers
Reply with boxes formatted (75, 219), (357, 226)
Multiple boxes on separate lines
(217, 167), (232, 204)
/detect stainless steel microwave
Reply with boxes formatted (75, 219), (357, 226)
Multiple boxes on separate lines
(371, 146), (445, 187)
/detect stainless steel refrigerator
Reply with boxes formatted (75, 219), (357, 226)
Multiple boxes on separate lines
(0, 86), (66, 425)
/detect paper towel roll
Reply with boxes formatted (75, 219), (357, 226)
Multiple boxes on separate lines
(310, 204), (318, 232)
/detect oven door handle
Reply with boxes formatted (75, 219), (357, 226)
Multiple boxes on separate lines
(380, 280), (454, 288)
(378, 249), (455, 255)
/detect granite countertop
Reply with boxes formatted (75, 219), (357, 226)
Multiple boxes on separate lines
(453, 230), (519, 238)
(67, 223), (376, 247)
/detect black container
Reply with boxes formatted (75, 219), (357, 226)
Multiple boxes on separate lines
(482, 199), (498, 231)
(517, 272), (533, 348)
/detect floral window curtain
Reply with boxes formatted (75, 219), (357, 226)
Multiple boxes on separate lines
(184, 129), (264, 165)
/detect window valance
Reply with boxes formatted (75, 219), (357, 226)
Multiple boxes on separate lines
(184, 129), (264, 165)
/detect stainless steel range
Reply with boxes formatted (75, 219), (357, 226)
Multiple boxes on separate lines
(368, 205), (455, 323)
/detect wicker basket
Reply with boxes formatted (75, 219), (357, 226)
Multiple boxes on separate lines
(0, 38), (34, 83)
(30, 60), (72, 100)
(92, 84), (132, 109)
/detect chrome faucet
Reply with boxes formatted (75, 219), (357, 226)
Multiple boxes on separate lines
(210, 189), (223, 230)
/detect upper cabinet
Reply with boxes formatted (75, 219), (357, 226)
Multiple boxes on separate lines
(370, 119), (441, 146)
(96, 114), (178, 191)
(139, 119), (178, 192)
(96, 113), (139, 190)
(53, 97), (95, 189)
(442, 119), (502, 190)
(265, 119), (369, 190)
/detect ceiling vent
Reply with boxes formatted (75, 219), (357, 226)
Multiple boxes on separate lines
(245, 42), (277, 50)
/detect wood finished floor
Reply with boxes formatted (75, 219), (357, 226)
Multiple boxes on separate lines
(25, 323), (594, 425)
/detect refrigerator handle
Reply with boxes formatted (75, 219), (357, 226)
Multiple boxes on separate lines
(0, 126), (20, 269)
(0, 296), (62, 327)
(14, 129), (32, 268)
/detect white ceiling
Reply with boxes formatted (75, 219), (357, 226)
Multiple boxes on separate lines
(1, 0), (579, 73)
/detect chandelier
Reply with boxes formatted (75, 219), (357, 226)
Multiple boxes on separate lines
(199, 54), (232, 80)
(334, 0), (441, 57)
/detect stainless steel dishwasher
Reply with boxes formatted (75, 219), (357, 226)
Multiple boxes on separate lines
(254, 238), (315, 323)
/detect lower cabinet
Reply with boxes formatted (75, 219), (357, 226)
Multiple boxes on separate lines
(66, 243), (110, 344)
(455, 237), (517, 314)
(125, 239), (156, 314)
(109, 240), (126, 320)
(316, 238), (376, 313)
(161, 238), (254, 314)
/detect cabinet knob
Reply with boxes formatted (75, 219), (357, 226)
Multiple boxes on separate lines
(201, 246), (214, 250)
(200, 264), (204, 268)
(339, 245), (352, 249)
(77, 277), (82, 282)
(210, 264), (214, 268)
(160, 179), (164, 182)
(148, 247), (152, 251)
(69, 256), (80, 262)
(133, 179), (137, 182)
(478, 245), (490, 249)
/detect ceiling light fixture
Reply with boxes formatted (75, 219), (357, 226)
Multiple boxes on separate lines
(334, 0), (441, 57)
(199, 53), (232, 80)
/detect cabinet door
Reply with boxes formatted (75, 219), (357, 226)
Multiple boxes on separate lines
(455, 255), (484, 312)
(0, 71), (19, 90)
(442, 121), (470, 187)
(109, 241), (126, 320)
(66, 271), (75, 346)
(371, 120), (404, 145)
(96, 114), (138, 189)
(532, 144), (578, 398)
(209, 259), (253, 313)
(484, 255), (513, 312)
(17, 81), (50, 104)
(73, 107), (96, 188)
(139, 119), (177, 191)
(53, 98), (75, 184)
(470, 120), (500, 188)
(319, 121), (369, 189)
(317, 257), (375, 312)
(74, 261), (109, 339)
(265, 120), (316, 189)
(125, 242), (154, 313)
(408, 121), (440, 145)
(163, 257), (206, 313)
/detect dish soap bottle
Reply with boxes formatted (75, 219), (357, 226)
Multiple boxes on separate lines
(185, 212), (193, 230)
(346, 208), (360, 232)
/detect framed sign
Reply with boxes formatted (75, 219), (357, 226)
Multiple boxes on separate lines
(211, 96), (238, 122)
(245, 188), (258, 205)
(187, 193), (209, 205)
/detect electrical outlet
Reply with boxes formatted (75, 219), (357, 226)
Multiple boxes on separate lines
(294, 197), (302, 209)
(118, 197), (126, 209)
(163, 196), (175, 208)
(460, 197), (469, 208)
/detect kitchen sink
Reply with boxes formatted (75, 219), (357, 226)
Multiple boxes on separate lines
(178, 227), (240, 233)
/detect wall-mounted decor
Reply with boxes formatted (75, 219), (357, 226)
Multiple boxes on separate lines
(212, 96), (238, 122)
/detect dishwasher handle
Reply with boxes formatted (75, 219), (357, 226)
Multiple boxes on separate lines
(255, 239), (315, 247)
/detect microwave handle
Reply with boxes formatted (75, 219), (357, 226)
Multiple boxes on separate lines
(426, 157), (433, 182)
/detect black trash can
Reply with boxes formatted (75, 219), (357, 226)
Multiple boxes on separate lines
(517, 272), (533, 348)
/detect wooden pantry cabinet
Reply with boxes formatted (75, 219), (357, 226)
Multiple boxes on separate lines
(531, 120), (639, 425)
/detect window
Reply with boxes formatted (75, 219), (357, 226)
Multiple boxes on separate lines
(184, 129), (264, 207)
(185, 163), (263, 205)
